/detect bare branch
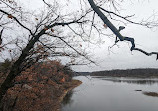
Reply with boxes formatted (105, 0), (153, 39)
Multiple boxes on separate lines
(98, 6), (158, 28)
(0, 9), (33, 35)
(88, 0), (158, 60)
(52, 35), (95, 64)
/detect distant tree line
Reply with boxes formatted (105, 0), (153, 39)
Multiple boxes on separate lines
(90, 68), (158, 78)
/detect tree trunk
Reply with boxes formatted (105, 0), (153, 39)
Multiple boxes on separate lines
(0, 30), (45, 109)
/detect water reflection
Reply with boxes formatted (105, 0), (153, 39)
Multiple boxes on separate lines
(62, 76), (158, 111)
(92, 76), (158, 85)
(62, 90), (74, 106)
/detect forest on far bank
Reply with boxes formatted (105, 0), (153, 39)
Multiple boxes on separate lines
(78, 68), (158, 78)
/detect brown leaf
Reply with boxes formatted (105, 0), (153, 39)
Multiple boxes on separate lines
(51, 28), (54, 32)
(103, 24), (108, 28)
(44, 27), (48, 31)
(35, 18), (38, 20)
(8, 14), (13, 19)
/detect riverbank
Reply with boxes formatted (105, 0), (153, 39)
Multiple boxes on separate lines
(0, 61), (82, 111)
(53, 79), (82, 111)
(56, 79), (82, 111)
(2, 78), (82, 111)
(59, 79), (82, 103)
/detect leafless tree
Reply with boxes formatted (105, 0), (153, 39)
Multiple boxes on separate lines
(0, 0), (158, 109)
(0, 0), (94, 108)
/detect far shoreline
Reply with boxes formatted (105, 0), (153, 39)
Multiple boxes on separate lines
(77, 68), (158, 78)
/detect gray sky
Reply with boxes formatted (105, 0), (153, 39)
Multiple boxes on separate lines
(72, 0), (158, 72)
(1, 0), (158, 72)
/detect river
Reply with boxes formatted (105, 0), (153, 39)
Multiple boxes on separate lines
(62, 76), (158, 111)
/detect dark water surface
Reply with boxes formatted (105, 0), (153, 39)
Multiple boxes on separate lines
(62, 76), (158, 111)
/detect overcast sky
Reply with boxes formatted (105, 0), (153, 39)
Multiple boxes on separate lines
(17, 0), (158, 72)
(2, 0), (158, 72)
(71, 0), (158, 72)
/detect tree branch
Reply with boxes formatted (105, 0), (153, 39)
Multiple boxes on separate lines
(52, 35), (95, 64)
(98, 7), (149, 27)
(0, 9), (33, 35)
(88, 0), (158, 60)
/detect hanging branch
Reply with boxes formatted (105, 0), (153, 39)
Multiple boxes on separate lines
(88, 0), (158, 60)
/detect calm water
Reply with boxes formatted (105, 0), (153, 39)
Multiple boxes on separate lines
(62, 76), (158, 111)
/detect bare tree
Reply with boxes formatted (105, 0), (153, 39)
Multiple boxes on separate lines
(0, 0), (94, 108)
(0, 0), (158, 109)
